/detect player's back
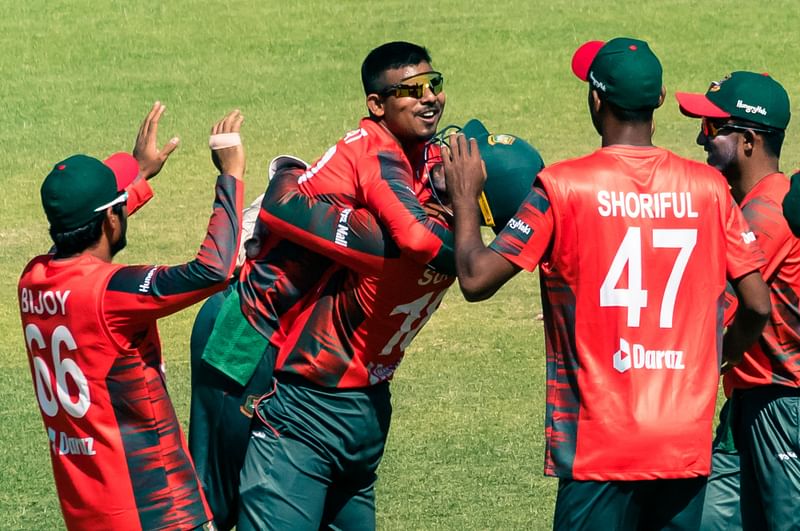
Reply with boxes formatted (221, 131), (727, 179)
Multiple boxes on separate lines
(536, 145), (745, 480)
(18, 254), (211, 530)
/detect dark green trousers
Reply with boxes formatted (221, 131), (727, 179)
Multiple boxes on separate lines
(189, 290), (277, 531)
(735, 385), (800, 531)
(553, 476), (706, 530)
(238, 375), (392, 531)
(700, 398), (742, 531)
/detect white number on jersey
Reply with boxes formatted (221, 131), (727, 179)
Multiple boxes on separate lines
(599, 227), (697, 328)
(380, 291), (447, 355)
(25, 323), (91, 418)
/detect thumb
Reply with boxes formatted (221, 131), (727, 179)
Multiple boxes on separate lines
(160, 137), (180, 158)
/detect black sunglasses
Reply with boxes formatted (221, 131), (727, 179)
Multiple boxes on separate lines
(702, 117), (776, 138)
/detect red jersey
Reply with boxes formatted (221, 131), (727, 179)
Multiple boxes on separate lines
(243, 164), (454, 387)
(725, 172), (800, 391)
(296, 118), (451, 269)
(239, 159), (453, 349)
(489, 146), (765, 481)
(18, 174), (243, 530)
(274, 219), (454, 388)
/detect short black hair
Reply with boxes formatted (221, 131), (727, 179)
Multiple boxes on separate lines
(361, 41), (432, 95)
(762, 129), (785, 158)
(50, 203), (124, 258)
(734, 119), (786, 158)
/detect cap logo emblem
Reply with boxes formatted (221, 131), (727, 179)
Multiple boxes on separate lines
(588, 70), (607, 92)
(487, 134), (515, 146)
(736, 99), (767, 116)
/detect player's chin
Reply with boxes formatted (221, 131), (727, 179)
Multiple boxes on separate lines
(415, 122), (440, 142)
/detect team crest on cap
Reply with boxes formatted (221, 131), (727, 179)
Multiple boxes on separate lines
(487, 134), (516, 146)
(708, 74), (731, 92)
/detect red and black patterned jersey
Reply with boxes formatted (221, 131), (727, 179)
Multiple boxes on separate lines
(241, 163), (454, 387)
(489, 146), (765, 481)
(725, 172), (800, 391)
(296, 118), (453, 270)
(18, 174), (242, 531)
(238, 156), (454, 349)
(237, 231), (334, 347)
(274, 218), (455, 388)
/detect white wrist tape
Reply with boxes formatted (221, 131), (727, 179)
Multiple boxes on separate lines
(209, 132), (242, 150)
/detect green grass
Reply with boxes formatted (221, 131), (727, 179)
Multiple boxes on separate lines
(2, 1), (800, 529)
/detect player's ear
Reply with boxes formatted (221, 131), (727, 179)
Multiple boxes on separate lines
(366, 93), (386, 118)
(655, 86), (666, 109)
(104, 207), (122, 233)
(590, 89), (602, 114)
(741, 129), (757, 155)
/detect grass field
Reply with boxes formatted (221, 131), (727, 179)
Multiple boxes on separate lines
(2, 1), (800, 529)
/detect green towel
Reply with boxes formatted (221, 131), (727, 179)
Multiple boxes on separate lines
(201, 288), (270, 386)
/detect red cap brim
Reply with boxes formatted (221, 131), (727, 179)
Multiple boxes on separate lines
(571, 40), (605, 81)
(103, 152), (140, 191)
(674, 92), (730, 119)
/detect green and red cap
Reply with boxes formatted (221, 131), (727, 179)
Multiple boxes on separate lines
(41, 153), (139, 232)
(676, 71), (790, 130)
(571, 37), (663, 110)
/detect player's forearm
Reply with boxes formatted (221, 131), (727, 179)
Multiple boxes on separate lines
(452, 199), (502, 301)
(104, 174), (244, 321)
(722, 270), (770, 370)
(262, 170), (399, 275)
(148, 173), (244, 296)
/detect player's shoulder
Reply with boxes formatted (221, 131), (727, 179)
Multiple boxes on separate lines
(749, 172), (790, 203)
(537, 149), (608, 181)
(662, 148), (720, 174)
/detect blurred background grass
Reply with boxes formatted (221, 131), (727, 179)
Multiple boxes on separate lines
(2, 1), (799, 528)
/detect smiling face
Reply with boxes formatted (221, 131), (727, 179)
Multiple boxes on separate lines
(368, 61), (446, 149)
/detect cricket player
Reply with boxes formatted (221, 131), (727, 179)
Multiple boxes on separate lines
(677, 71), (800, 531)
(188, 156), (402, 530)
(441, 37), (771, 530)
(18, 103), (245, 531)
(237, 121), (544, 530)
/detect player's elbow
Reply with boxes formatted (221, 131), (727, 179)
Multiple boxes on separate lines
(735, 271), (771, 323)
(458, 276), (497, 302)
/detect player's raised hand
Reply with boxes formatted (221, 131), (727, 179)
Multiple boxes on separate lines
(442, 133), (487, 209)
(209, 110), (245, 180)
(133, 101), (180, 180)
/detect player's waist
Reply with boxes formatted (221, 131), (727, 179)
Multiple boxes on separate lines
(275, 371), (390, 394)
(734, 383), (800, 397)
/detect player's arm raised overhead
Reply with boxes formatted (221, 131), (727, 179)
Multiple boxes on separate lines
(104, 110), (245, 327)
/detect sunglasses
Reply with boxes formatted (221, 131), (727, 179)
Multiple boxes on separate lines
(380, 71), (444, 99)
(701, 117), (775, 138)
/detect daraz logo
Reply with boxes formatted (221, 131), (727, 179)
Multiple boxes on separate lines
(613, 338), (685, 373)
